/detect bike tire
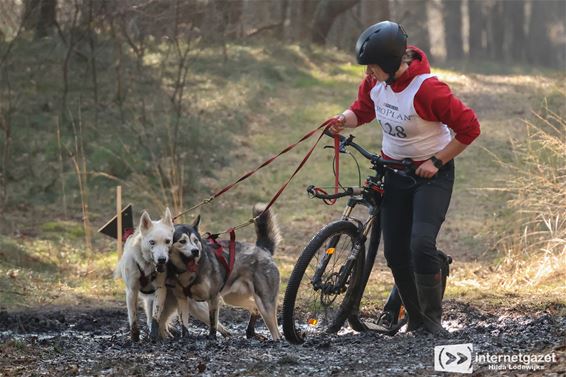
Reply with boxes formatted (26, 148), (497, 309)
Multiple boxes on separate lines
(282, 220), (366, 344)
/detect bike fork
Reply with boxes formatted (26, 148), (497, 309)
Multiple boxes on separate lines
(347, 216), (381, 331)
(327, 216), (376, 332)
(312, 205), (355, 289)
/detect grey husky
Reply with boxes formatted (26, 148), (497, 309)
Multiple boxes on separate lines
(114, 208), (228, 340)
(170, 204), (282, 340)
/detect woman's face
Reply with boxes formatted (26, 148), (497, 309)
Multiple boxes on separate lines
(366, 64), (388, 82)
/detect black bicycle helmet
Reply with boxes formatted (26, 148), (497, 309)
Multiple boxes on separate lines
(355, 21), (408, 83)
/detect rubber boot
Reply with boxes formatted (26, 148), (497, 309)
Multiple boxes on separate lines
(415, 272), (449, 336)
(390, 268), (423, 331)
(364, 285), (408, 336)
(437, 250), (452, 299)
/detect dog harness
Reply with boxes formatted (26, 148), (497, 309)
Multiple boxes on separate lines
(137, 263), (158, 294)
(207, 235), (236, 279)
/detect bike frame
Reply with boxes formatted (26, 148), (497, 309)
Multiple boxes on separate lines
(309, 132), (413, 329)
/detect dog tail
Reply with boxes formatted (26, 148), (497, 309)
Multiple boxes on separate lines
(253, 203), (281, 255)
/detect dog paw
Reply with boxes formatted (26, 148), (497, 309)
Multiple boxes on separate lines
(149, 319), (160, 340)
(159, 330), (172, 339)
(252, 334), (268, 341)
(130, 325), (140, 342)
(220, 330), (231, 338)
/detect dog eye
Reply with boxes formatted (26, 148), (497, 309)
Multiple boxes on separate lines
(165, 239), (171, 244)
(149, 240), (156, 246)
(179, 239), (187, 244)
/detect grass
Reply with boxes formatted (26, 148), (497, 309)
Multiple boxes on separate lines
(0, 39), (565, 311)
(485, 109), (565, 290)
(0, 232), (122, 309)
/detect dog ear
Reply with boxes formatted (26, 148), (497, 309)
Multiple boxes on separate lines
(139, 211), (153, 234)
(192, 215), (201, 230)
(163, 207), (173, 227)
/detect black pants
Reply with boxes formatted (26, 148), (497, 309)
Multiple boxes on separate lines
(381, 160), (454, 275)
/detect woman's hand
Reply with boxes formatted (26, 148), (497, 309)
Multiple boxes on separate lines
(328, 114), (346, 134)
(415, 159), (439, 179)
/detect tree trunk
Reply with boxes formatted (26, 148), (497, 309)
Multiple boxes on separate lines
(395, 0), (430, 57)
(487, 0), (504, 60)
(503, 0), (526, 62)
(287, 0), (318, 42)
(274, 0), (289, 38)
(311, 0), (360, 45)
(527, 0), (565, 68)
(443, 0), (463, 60)
(221, 0), (243, 38)
(360, 0), (390, 27)
(22, 0), (57, 39)
(468, 0), (486, 59)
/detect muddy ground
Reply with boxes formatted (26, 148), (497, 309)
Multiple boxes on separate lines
(0, 300), (564, 376)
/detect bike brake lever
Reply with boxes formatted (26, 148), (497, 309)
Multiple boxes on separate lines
(342, 135), (355, 152)
(323, 145), (348, 153)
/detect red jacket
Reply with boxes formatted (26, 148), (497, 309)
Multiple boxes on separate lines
(349, 46), (480, 146)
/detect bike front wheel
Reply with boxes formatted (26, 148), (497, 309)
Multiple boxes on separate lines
(282, 220), (365, 344)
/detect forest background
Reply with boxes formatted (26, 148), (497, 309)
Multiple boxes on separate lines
(0, 0), (564, 316)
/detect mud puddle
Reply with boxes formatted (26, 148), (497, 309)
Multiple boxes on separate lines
(0, 301), (564, 376)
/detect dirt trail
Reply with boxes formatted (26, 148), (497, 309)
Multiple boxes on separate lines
(1, 301), (564, 376)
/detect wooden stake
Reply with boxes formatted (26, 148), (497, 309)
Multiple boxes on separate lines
(117, 185), (122, 255)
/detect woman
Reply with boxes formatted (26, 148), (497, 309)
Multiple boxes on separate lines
(329, 21), (480, 335)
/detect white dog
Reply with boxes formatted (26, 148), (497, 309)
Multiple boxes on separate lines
(114, 208), (175, 340)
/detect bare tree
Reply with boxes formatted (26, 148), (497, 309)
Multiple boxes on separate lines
(311, 0), (360, 45)
(468, 0), (487, 59)
(244, 0), (289, 39)
(503, 0), (526, 62)
(66, 107), (93, 251)
(221, 0), (244, 38)
(443, 0), (463, 60)
(360, 0), (390, 27)
(528, 0), (565, 67)
(273, 0), (289, 38)
(0, 76), (15, 210)
(394, 0), (431, 57)
(487, 0), (504, 60)
(288, 0), (318, 42)
(22, 0), (57, 39)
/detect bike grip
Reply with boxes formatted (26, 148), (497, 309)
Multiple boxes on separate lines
(323, 128), (348, 141)
(323, 129), (335, 138)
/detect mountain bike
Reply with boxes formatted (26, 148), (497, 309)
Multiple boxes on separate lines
(281, 131), (416, 344)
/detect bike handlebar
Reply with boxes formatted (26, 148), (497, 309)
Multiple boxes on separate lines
(307, 130), (416, 202)
(323, 129), (414, 170)
(306, 185), (363, 200)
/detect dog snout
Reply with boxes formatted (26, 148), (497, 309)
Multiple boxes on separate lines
(191, 249), (199, 257)
(157, 257), (167, 264)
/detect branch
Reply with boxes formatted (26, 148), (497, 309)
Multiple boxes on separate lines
(245, 22), (284, 38)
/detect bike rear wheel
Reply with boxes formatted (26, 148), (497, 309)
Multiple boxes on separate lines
(282, 220), (365, 344)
